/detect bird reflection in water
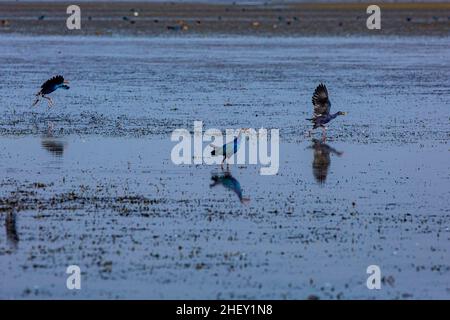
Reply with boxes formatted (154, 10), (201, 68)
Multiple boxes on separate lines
(308, 139), (343, 184)
(5, 211), (19, 250)
(210, 170), (250, 204)
(41, 136), (65, 157)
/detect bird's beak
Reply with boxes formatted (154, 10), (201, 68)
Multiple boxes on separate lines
(64, 80), (69, 84)
(342, 112), (347, 115)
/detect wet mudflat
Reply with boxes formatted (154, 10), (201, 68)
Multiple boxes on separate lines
(0, 35), (449, 299)
(0, 136), (449, 299)
(1, 2), (450, 37)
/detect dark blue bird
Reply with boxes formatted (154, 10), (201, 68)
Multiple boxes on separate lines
(306, 83), (346, 140)
(33, 75), (70, 107)
(210, 171), (250, 204)
(210, 129), (249, 169)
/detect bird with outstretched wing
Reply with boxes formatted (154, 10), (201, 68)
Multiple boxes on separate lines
(306, 83), (346, 140)
(33, 75), (70, 107)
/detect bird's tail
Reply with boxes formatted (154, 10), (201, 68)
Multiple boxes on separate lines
(210, 176), (219, 187)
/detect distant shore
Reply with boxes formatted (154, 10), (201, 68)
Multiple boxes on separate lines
(0, 2), (449, 36)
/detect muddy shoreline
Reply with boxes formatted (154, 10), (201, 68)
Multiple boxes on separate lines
(1, 2), (450, 36)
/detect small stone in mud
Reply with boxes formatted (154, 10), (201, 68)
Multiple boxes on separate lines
(382, 275), (395, 287)
(195, 263), (206, 270)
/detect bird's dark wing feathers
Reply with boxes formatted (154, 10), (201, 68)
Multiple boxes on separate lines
(312, 83), (331, 117)
(41, 75), (64, 91)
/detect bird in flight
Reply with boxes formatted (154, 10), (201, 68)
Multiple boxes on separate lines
(33, 75), (70, 107)
(210, 129), (249, 169)
(306, 83), (346, 140)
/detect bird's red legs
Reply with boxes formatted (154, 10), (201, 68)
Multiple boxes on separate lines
(42, 95), (53, 107)
(321, 127), (327, 142)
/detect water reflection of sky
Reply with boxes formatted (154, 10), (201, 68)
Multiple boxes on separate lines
(0, 136), (447, 214)
(0, 136), (449, 298)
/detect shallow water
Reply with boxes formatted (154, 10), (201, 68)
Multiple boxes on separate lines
(0, 36), (449, 142)
(0, 135), (449, 299)
(0, 35), (449, 299)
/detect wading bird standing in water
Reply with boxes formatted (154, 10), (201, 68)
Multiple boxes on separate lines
(210, 129), (249, 169)
(32, 75), (70, 107)
(306, 83), (346, 140)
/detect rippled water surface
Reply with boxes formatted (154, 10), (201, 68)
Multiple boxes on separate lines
(0, 35), (449, 299)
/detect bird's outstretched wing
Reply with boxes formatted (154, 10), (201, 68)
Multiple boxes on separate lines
(312, 83), (331, 117)
(41, 75), (64, 91)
